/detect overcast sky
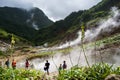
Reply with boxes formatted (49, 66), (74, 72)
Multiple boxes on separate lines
(0, 0), (101, 21)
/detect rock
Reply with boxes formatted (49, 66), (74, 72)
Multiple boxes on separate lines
(105, 74), (120, 80)
(29, 77), (34, 80)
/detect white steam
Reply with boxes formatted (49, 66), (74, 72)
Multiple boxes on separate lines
(32, 47), (94, 72)
(17, 47), (94, 72)
(57, 7), (120, 49)
(32, 22), (39, 30)
(26, 13), (39, 30)
(57, 32), (82, 49)
(17, 7), (120, 72)
(85, 7), (120, 41)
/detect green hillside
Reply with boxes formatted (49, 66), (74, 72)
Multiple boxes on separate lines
(0, 0), (120, 46)
(0, 28), (32, 45)
(34, 0), (120, 46)
(0, 7), (53, 42)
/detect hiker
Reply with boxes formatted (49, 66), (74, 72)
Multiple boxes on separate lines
(12, 59), (16, 69)
(58, 64), (62, 74)
(44, 60), (50, 75)
(25, 59), (29, 69)
(5, 58), (10, 68)
(62, 61), (67, 70)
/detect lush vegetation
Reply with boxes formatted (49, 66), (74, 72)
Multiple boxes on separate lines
(1, 63), (120, 80)
(0, 7), (53, 42)
(26, 33), (120, 60)
(0, 28), (10, 41)
(0, 0), (120, 46)
(34, 0), (120, 46)
(85, 33), (120, 48)
(57, 63), (120, 80)
(0, 28), (32, 45)
(0, 67), (42, 80)
(0, 0), (119, 80)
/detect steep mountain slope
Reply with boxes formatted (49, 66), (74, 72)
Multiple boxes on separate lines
(0, 28), (32, 45)
(34, 0), (120, 46)
(0, 7), (53, 41)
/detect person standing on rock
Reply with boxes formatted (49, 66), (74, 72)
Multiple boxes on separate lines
(25, 59), (29, 69)
(62, 61), (67, 70)
(5, 58), (10, 68)
(12, 59), (16, 69)
(44, 60), (50, 75)
(58, 64), (62, 74)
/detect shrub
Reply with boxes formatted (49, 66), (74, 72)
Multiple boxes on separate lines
(57, 63), (120, 80)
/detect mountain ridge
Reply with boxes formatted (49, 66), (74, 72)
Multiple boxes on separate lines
(0, 6), (53, 41)
(0, 0), (120, 46)
(34, 0), (120, 46)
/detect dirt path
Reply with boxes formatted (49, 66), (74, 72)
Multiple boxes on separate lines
(42, 71), (58, 80)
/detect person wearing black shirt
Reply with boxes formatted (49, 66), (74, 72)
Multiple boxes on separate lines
(44, 60), (50, 75)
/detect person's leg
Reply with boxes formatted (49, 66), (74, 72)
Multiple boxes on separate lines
(46, 68), (49, 75)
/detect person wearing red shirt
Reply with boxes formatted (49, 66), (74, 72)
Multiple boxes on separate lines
(25, 59), (29, 69)
(12, 59), (16, 69)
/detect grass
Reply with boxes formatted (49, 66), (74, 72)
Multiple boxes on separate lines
(95, 33), (120, 46)
(0, 29), (9, 38)
(28, 51), (55, 60)
(57, 47), (72, 54)
(27, 46), (75, 60)
(57, 63), (120, 80)
(0, 67), (43, 80)
(1, 62), (120, 80)
(82, 33), (120, 49)
(0, 28), (32, 46)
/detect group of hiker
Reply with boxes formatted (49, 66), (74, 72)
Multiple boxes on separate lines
(5, 58), (16, 69)
(44, 60), (67, 75)
(5, 58), (67, 75)
(58, 61), (67, 74)
(5, 58), (30, 69)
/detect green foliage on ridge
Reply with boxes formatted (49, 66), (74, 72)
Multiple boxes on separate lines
(0, 7), (53, 43)
(0, 28), (32, 45)
(0, 0), (120, 46)
(34, 0), (120, 46)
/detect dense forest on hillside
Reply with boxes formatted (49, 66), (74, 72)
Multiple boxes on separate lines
(34, 0), (120, 46)
(0, 0), (120, 80)
(0, 0), (120, 46)
(0, 7), (53, 43)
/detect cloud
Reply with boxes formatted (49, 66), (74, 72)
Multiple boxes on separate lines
(34, 0), (101, 21)
(0, 0), (101, 21)
(0, 0), (33, 10)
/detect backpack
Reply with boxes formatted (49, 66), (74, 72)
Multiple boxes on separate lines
(44, 66), (47, 71)
(5, 61), (7, 65)
(5, 61), (9, 65)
